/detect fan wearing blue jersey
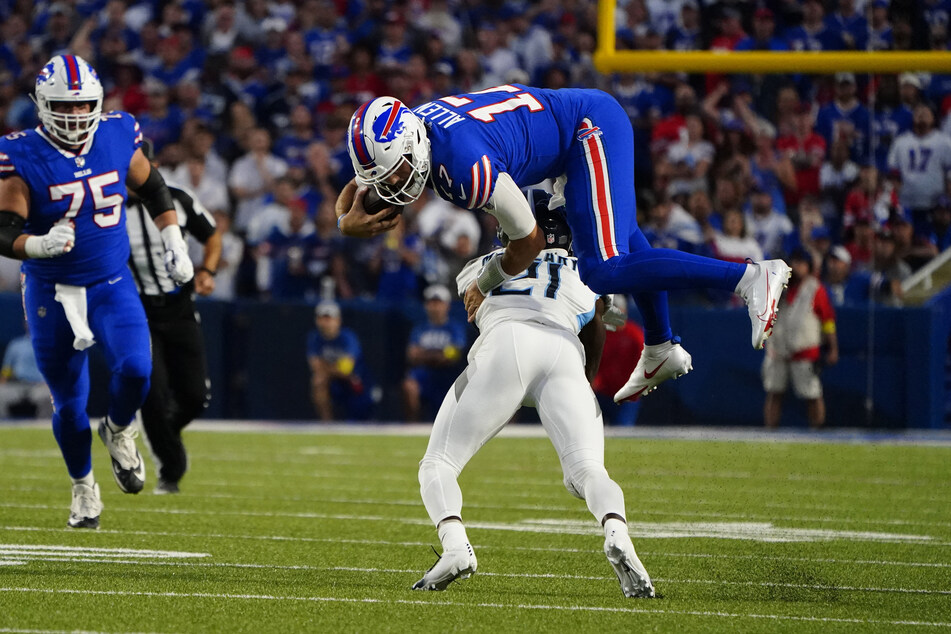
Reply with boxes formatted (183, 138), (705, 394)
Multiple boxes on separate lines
(336, 86), (791, 403)
(0, 55), (194, 529)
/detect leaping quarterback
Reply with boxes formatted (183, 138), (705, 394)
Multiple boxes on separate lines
(335, 85), (791, 402)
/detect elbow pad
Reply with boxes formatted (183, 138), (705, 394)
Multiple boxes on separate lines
(0, 211), (25, 258)
(135, 167), (175, 220)
(485, 172), (536, 241)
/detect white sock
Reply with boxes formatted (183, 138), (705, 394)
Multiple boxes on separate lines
(734, 262), (758, 297)
(643, 339), (673, 354)
(72, 472), (95, 487)
(604, 517), (628, 541)
(438, 519), (470, 552)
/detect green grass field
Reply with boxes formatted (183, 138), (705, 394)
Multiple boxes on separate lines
(0, 423), (949, 633)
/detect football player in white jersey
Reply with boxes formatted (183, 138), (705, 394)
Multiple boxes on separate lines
(413, 191), (655, 599)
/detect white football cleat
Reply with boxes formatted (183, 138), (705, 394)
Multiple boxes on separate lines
(98, 418), (145, 494)
(741, 259), (792, 350)
(604, 529), (655, 598)
(614, 337), (693, 403)
(67, 482), (102, 529)
(412, 544), (478, 591)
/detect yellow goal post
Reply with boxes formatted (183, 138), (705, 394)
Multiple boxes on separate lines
(594, 0), (951, 74)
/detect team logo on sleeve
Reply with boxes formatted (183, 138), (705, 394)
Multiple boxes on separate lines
(577, 126), (602, 141)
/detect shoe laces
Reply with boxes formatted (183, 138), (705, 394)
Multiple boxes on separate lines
(71, 484), (101, 517)
(108, 424), (140, 466)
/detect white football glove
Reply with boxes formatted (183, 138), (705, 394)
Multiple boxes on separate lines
(602, 304), (627, 332)
(24, 220), (75, 258)
(160, 225), (194, 285)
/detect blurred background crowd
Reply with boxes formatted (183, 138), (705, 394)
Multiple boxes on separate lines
(0, 0), (949, 423)
(0, 0), (947, 308)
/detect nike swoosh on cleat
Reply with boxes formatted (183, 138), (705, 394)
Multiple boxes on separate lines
(644, 357), (668, 379)
(756, 271), (772, 321)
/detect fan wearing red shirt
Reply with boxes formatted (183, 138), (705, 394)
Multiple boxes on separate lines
(777, 108), (827, 206)
(592, 295), (645, 426)
(762, 249), (838, 429)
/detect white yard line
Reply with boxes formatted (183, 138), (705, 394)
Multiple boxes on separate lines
(0, 587), (948, 628)
(1, 558), (948, 597)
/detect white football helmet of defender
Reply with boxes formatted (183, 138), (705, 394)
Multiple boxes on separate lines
(348, 97), (431, 205)
(33, 54), (104, 147)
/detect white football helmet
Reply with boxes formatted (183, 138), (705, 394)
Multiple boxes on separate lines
(33, 55), (104, 147)
(348, 97), (431, 205)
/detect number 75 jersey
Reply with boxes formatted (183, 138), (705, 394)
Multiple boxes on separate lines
(0, 111), (142, 285)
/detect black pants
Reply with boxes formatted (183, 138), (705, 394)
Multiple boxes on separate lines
(141, 294), (210, 483)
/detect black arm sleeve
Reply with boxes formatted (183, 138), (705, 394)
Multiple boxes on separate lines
(0, 210), (25, 258)
(133, 166), (176, 220)
(171, 187), (215, 243)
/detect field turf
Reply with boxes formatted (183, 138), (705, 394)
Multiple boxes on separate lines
(0, 423), (949, 633)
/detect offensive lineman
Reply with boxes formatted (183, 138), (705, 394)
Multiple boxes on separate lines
(413, 194), (654, 598)
(0, 55), (194, 527)
(337, 85), (791, 404)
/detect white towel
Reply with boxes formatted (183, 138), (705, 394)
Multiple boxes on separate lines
(54, 284), (95, 350)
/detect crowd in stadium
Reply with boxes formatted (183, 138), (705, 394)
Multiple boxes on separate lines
(0, 0), (949, 309)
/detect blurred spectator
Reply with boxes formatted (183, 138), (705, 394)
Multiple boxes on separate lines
(644, 195), (704, 252)
(747, 183), (795, 258)
(843, 166), (894, 232)
(786, 0), (844, 52)
(747, 118), (796, 215)
(762, 248), (838, 430)
(418, 0), (464, 56)
(207, 210), (243, 301)
(0, 326), (52, 419)
(815, 72), (870, 165)
(377, 11), (413, 70)
(846, 216), (876, 272)
(926, 195), (951, 252)
(711, 207), (764, 263)
(417, 192), (481, 286)
(370, 217), (424, 303)
(868, 0), (893, 51)
(666, 113), (714, 195)
(257, 199), (319, 300)
(871, 75), (913, 173)
(172, 153), (230, 216)
(820, 140), (860, 222)
(401, 284), (468, 422)
(827, 0), (868, 51)
(307, 301), (374, 421)
(229, 127), (289, 233)
(871, 225), (911, 305)
(888, 104), (951, 235)
(478, 22), (519, 88)
(777, 106), (826, 207)
(665, 0), (700, 51)
(591, 295), (644, 426)
(823, 245), (868, 306)
(137, 81), (184, 153)
(508, 9), (553, 80)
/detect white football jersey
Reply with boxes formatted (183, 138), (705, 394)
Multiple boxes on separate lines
(456, 248), (598, 336)
(887, 129), (951, 209)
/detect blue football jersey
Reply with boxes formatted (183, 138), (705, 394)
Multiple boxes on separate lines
(0, 111), (142, 285)
(413, 84), (601, 210)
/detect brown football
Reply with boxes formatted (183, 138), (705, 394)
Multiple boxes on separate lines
(363, 188), (403, 217)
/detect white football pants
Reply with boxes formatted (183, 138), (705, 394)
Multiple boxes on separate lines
(418, 321), (627, 527)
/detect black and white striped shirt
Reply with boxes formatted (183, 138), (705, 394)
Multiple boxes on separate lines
(126, 185), (216, 298)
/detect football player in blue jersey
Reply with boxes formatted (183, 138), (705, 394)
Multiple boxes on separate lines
(0, 55), (194, 528)
(336, 85), (791, 404)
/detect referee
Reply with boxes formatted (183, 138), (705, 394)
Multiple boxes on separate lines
(126, 140), (221, 494)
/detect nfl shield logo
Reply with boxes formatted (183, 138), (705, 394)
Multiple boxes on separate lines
(546, 232), (555, 245)
(75, 156), (85, 168)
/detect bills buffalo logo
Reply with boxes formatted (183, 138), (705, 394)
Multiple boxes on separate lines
(576, 125), (602, 141)
(371, 102), (407, 144)
(36, 62), (55, 86)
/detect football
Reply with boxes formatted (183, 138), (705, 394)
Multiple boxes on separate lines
(363, 188), (402, 216)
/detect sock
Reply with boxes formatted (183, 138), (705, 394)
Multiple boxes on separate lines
(643, 339), (673, 355)
(604, 517), (628, 541)
(71, 471), (95, 487)
(734, 263), (758, 297)
(438, 519), (470, 552)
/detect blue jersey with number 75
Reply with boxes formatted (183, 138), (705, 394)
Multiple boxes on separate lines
(0, 111), (143, 285)
(413, 84), (599, 210)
